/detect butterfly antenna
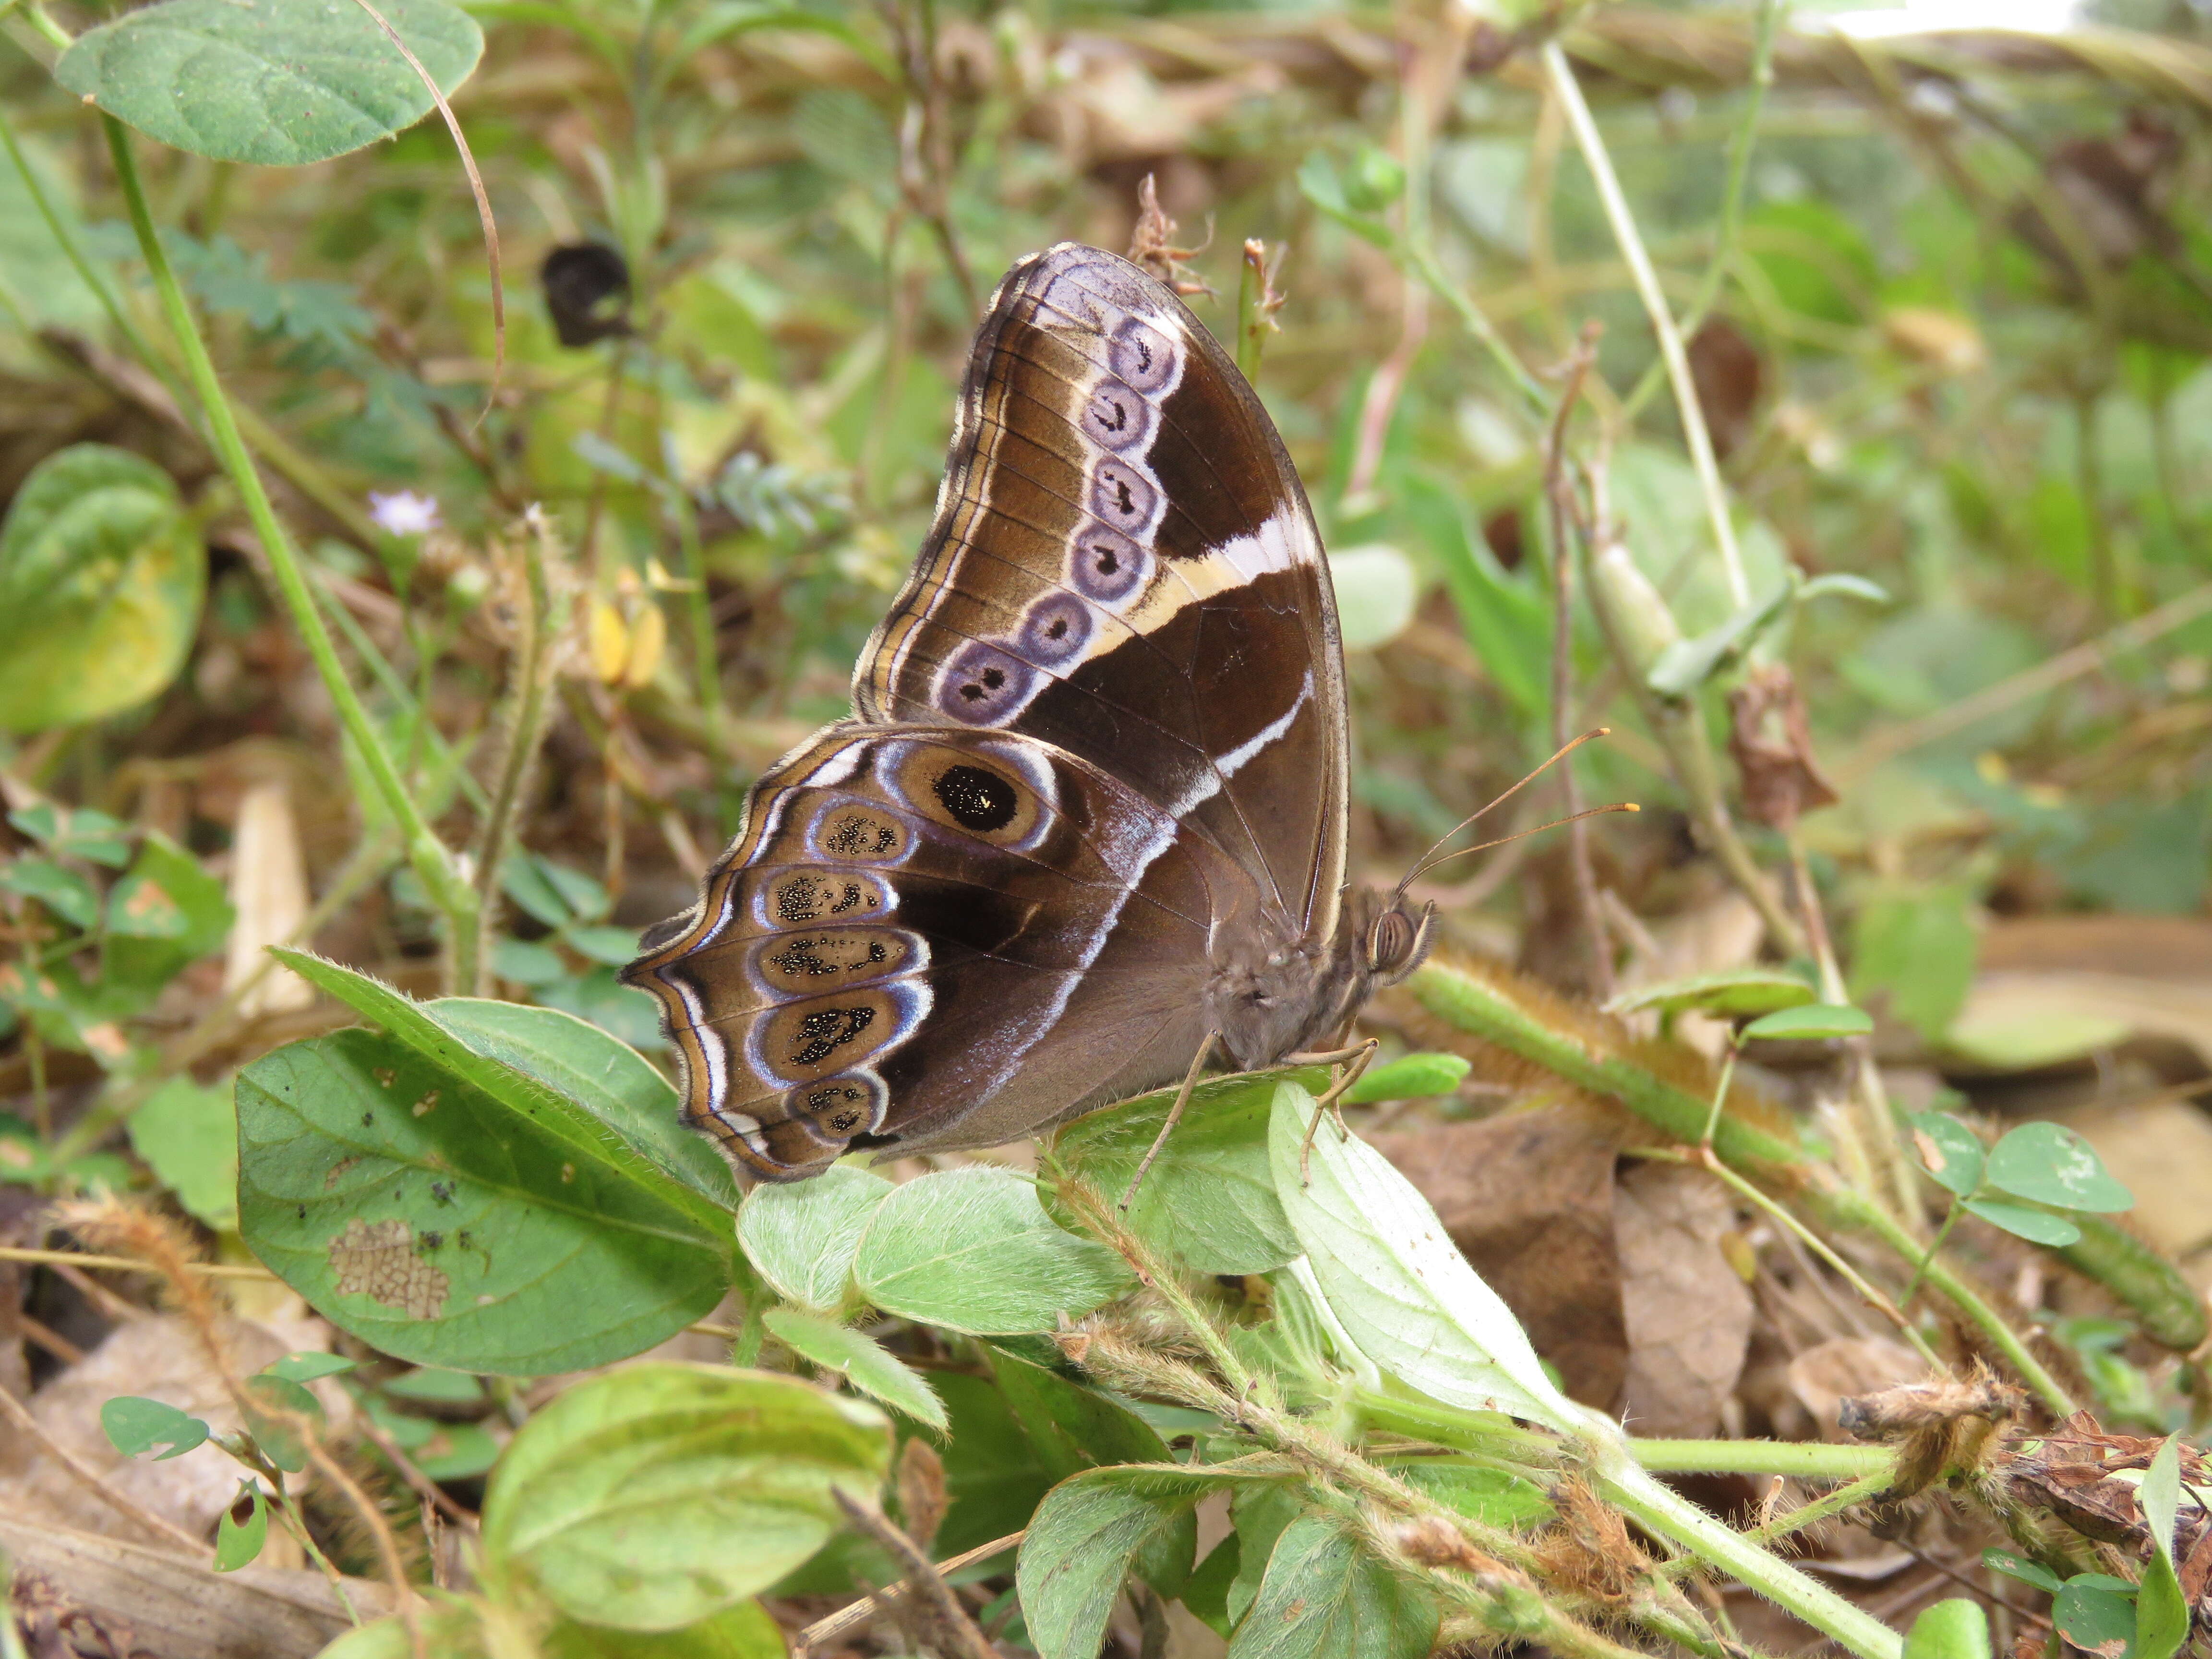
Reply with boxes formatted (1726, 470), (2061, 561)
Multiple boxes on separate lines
(1396, 727), (1619, 892)
(1401, 803), (1641, 889)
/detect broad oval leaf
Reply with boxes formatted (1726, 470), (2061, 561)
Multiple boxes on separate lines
(237, 1027), (729, 1373)
(1019, 1468), (1230, 1659)
(1055, 1072), (1310, 1276)
(1910, 1112), (1985, 1200)
(853, 1167), (1130, 1334)
(1226, 1514), (1437, 1659)
(100, 1395), (208, 1460)
(1605, 969), (1818, 1021)
(56, 0), (483, 168)
(1342, 1053), (1471, 1106)
(985, 1348), (1171, 1489)
(543, 1599), (789, 1658)
(1961, 1197), (2082, 1248)
(1266, 1083), (1573, 1431)
(215, 1483), (269, 1572)
(0, 445), (200, 734)
(2053, 1578), (2137, 1658)
(1903, 1599), (1991, 1659)
(481, 1363), (890, 1632)
(1742, 1003), (1874, 1042)
(762, 1307), (945, 1430)
(1984, 1122), (2133, 1213)
(739, 1166), (893, 1311)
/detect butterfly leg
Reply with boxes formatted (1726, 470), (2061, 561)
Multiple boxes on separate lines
(1118, 1029), (1220, 1212)
(1297, 1038), (1379, 1185)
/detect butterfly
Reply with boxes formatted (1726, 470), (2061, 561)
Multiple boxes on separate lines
(622, 243), (1434, 1181)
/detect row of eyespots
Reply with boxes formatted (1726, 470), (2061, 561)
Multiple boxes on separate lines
(936, 308), (1181, 727)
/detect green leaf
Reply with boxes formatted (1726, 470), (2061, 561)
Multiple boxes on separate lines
(9, 805), (133, 866)
(1296, 152), (1394, 251)
(985, 1348), (1170, 1490)
(1267, 1083), (1574, 1431)
(1799, 572), (1890, 605)
(101, 834), (231, 1002)
(0, 445), (202, 734)
(241, 1372), (322, 1472)
(2141, 1434), (2182, 1565)
(1904, 1599), (1991, 1659)
(1183, 1533), (1240, 1637)
(383, 1366), (482, 1403)
(1054, 1071), (1309, 1276)
(1647, 579), (1795, 697)
(264, 1351), (356, 1382)
(2135, 1558), (2188, 1659)
(932, 1370), (1054, 1557)
(852, 1167), (1130, 1335)
(561, 925), (641, 965)
(292, 1599), (485, 1658)
(129, 1076), (239, 1231)
(1741, 1003), (1873, 1041)
(1342, 1053), (1470, 1106)
(1018, 1468), (1225, 1659)
(1983, 1549), (2064, 1594)
(1604, 969), (1818, 1021)
(0, 860), (99, 930)
(1985, 1122), (2133, 1213)
(492, 938), (567, 987)
(762, 1307), (946, 1430)
(1329, 544), (1420, 650)
(1851, 886), (1977, 1044)
(542, 1600), (789, 1658)
(480, 1363), (890, 1632)
(1962, 1198), (2082, 1248)
(738, 1165), (892, 1311)
(56, 0), (483, 167)
(1910, 1112), (1985, 1200)
(2055, 1578), (2138, 1659)
(1392, 1461), (1552, 1531)
(236, 1026), (729, 1374)
(424, 995), (738, 1214)
(100, 1395), (208, 1460)
(215, 1482), (268, 1571)
(1227, 1515), (1437, 1659)
(270, 953), (737, 1230)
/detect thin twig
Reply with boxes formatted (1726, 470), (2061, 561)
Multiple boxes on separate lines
(830, 1492), (996, 1659)
(1544, 42), (1749, 612)
(795, 1528), (1024, 1651)
(1544, 325), (1612, 1000)
(0, 1246), (276, 1280)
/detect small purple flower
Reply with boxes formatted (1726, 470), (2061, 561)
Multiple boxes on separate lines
(369, 490), (441, 537)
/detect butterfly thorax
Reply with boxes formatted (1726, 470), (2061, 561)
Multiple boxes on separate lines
(1207, 885), (1431, 1069)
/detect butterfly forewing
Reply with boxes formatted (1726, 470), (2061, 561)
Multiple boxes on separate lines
(856, 246), (1348, 943)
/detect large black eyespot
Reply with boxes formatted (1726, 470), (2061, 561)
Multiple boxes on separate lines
(932, 764), (1019, 834)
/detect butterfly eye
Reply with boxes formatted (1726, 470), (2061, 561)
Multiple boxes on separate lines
(1368, 904), (1431, 978)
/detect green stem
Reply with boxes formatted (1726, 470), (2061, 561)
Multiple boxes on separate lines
(1837, 1189), (2075, 1415)
(1593, 1446), (1903, 1659)
(1406, 240), (1548, 415)
(1543, 42), (1749, 612)
(1620, 0), (1783, 422)
(1904, 1197), (1966, 1304)
(103, 117), (480, 985)
(466, 512), (567, 994)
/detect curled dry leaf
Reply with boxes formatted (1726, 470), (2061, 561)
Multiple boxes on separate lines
(1727, 661), (1838, 833)
(1613, 1162), (1755, 1439)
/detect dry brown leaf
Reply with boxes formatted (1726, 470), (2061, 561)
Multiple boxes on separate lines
(1373, 1105), (1629, 1409)
(1614, 1163), (1755, 1437)
(1786, 1337), (1926, 1442)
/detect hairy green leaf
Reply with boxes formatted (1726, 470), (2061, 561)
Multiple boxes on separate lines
(763, 1307), (945, 1429)
(1985, 1122), (2133, 1213)
(1226, 1515), (1437, 1659)
(739, 1165), (892, 1311)
(481, 1363), (890, 1631)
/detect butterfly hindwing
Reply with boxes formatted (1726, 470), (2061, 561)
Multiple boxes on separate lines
(625, 723), (1226, 1177)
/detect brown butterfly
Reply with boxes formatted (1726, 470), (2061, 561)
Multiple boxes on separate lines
(623, 244), (1434, 1181)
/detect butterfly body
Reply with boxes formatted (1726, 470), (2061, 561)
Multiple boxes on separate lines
(625, 243), (1431, 1180)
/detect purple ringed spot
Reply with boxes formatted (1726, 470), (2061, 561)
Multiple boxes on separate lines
(1018, 593), (1092, 665)
(1069, 525), (1148, 604)
(1080, 378), (1154, 453)
(937, 638), (1035, 725)
(1108, 317), (1176, 394)
(1090, 458), (1158, 534)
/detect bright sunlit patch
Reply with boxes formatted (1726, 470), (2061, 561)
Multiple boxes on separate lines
(1816, 0), (2077, 36)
